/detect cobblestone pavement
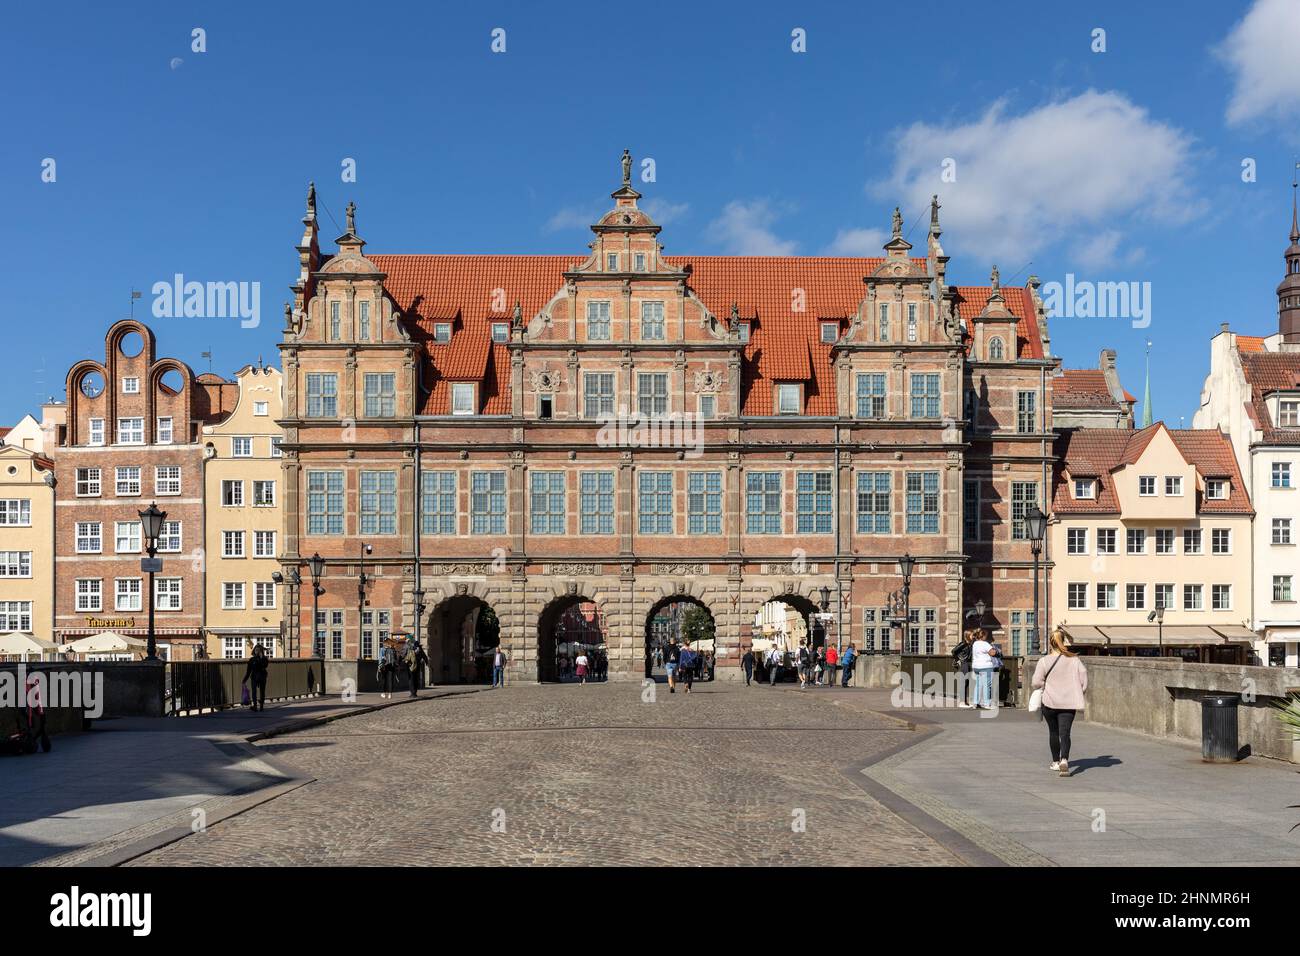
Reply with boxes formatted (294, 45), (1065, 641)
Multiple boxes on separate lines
(130, 683), (962, 866)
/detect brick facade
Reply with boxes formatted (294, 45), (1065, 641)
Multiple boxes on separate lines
(280, 165), (1059, 680)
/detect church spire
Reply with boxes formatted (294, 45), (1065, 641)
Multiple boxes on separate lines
(1142, 339), (1153, 428)
(1278, 166), (1300, 344)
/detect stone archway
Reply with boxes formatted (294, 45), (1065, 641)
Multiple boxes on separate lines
(427, 594), (500, 684)
(537, 594), (607, 683)
(643, 594), (716, 682)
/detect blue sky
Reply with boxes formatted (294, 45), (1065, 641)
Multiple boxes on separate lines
(4, 0), (1300, 427)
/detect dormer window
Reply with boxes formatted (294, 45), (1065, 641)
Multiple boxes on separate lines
(1281, 399), (1300, 427)
(491, 323), (509, 343)
(820, 322), (838, 344)
(122, 377), (140, 394)
(737, 322), (751, 344)
(777, 384), (801, 415)
(451, 383), (476, 416)
(607, 253), (618, 272)
(1206, 478), (1229, 500)
(988, 337), (1005, 361)
(1073, 478), (1095, 500)
(433, 323), (451, 343)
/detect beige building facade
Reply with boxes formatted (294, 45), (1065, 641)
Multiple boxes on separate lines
(1050, 423), (1255, 662)
(202, 365), (285, 658)
(0, 422), (55, 646)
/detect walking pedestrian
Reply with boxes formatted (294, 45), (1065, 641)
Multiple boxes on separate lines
(840, 643), (856, 687)
(679, 643), (696, 693)
(797, 641), (812, 689)
(491, 645), (507, 688)
(377, 640), (397, 699)
(1032, 629), (1088, 777)
(575, 650), (589, 685)
(241, 644), (269, 711)
(766, 644), (782, 685)
(741, 648), (755, 686)
(952, 629), (975, 707)
(665, 640), (680, 693)
(970, 628), (996, 709)
(405, 638), (427, 698)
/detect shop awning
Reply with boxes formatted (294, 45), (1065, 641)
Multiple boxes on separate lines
(1060, 625), (1108, 646)
(1208, 625), (1259, 643)
(1091, 625), (1252, 647)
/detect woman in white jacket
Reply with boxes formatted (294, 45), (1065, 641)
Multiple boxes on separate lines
(1031, 629), (1088, 777)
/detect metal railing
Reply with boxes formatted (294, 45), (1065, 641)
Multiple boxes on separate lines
(167, 658), (323, 715)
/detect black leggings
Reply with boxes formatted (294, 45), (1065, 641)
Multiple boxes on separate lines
(1042, 706), (1076, 762)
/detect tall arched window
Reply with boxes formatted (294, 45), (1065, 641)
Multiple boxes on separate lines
(989, 337), (1005, 361)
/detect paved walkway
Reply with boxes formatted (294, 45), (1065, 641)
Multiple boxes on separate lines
(0, 687), (483, 867)
(842, 690), (1300, 866)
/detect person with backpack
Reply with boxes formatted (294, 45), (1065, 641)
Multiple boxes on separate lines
(1031, 629), (1089, 777)
(242, 644), (269, 712)
(951, 629), (975, 708)
(377, 640), (398, 699)
(970, 628), (997, 710)
(678, 643), (696, 694)
(797, 641), (812, 689)
(766, 644), (782, 685)
(840, 643), (857, 687)
(665, 640), (680, 692)
(405, 638), (428, 698)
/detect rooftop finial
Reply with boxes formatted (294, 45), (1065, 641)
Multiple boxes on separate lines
(1291, 161), (1298, 243)
(929, 194), (941, 232)
(306, 181), (316, 216)
(621, 149), (632, 187)
(512, 300), (523, 330)
(729, 302), (740, 328)
(891, 206), (903, 239)
(990, 264), (1000, 290)
(345, 200), (356, 235)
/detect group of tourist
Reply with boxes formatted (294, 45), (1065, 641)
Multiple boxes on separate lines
(737, 641), (858, 688)
(661, 640), (716, 693)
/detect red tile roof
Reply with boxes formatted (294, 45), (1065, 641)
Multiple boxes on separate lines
(1236, 335), (1266, 353)
(369, 253), (1036, 415)
(1239, 351), (1300, 444)
(1055, 369), (1122, 409)
(954, 286), (1044, 359)
(1053, 424), (1252, 515)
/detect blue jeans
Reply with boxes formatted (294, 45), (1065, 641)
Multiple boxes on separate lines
(492, 665), (504, 688)
(973, 668), (995, 707)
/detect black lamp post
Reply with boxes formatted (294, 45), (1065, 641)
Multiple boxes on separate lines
(308, 552), (326, 658)
(272, 566), (304, 656)
(817, 584), (831, 651)
(898, 553), (915, 654)
(1147, 604), (1166, 657)
(138, 502), (167, 661)
(1026, 505), (1048, 655)
(357, 543), (372, 659)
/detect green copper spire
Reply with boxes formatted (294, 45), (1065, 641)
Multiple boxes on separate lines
(1142, 339), (1153, 428)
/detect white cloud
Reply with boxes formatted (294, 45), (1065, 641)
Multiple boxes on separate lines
(1217, 0), (1300, 127)
(542, 205), (601, 233)
(824, 227), (887, 256)
(872, 90), (1199, 269)
(706, 200), (797, 255)
(642, 199), (690, 225)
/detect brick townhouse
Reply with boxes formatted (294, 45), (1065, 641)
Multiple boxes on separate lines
(48, 320), (237, 659)
(278, 156), (1059, 681)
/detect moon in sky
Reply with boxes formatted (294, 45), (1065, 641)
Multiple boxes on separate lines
(169, 57), (183, 70)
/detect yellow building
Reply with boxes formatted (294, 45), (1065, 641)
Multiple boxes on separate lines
(1050, 423), (1257, 663)
(0, 415), (56, 649)
(202, 365), (284, 658)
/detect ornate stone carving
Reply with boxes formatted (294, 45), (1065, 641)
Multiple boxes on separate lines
(548, 564), (600, 575)
(652, 563), (707, 576)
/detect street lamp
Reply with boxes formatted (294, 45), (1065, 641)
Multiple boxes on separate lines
(138, 502), (167, 661)
(1147, 604), (1166, 657)
(898, 554), (915, 654)
(1025, 505), (1048, 655)
(357, 543), (372, 659)
(308, 552), (326, 659)
(272, 566), (304, 656)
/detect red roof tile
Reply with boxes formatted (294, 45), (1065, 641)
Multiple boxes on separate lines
(1239, 351), (1300, 444)
(370, 253), (1033, 416)
(1055, 369), (1123, 409)
(1236, 335), (1266, 353)
(1053, 425), (1251, 516)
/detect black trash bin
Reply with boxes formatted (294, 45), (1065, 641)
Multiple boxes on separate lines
(1201, 694), (1240, 762)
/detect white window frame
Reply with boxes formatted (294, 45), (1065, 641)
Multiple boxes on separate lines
(115, 578), (143, 612)
(451, 383), (476, 416)
(156, 417), (173, 444)
(117, 417), (145, 445)
(222, 582), (246, 610)
(75, 578), (103, 612)
(114, 521), (142, 554)
(155, 465), (181, 496)
(154, 577), (183, 611)
(75, 521), (102, 554)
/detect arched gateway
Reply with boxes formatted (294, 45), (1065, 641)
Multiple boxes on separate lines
(537, 595), (608, 682)
(427, 594), (500, 684)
